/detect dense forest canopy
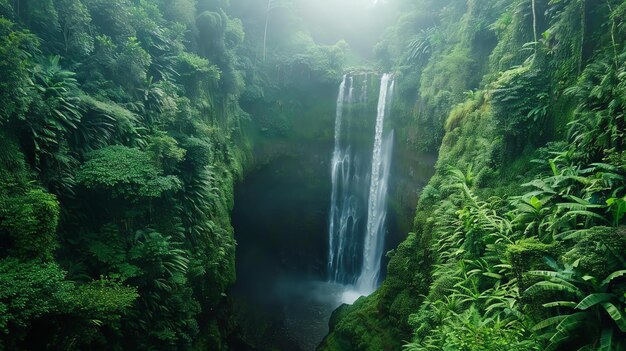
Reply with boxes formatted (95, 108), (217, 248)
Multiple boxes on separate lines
(0, 0), (624, 350)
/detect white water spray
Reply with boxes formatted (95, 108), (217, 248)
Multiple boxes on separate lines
(328, 73), (395, 300)
(328, 75), (347, 281)
(356, 73), (394, 294)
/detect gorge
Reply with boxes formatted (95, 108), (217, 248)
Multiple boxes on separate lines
(0, 1), (625, 351)
(230, 71), (415, 349)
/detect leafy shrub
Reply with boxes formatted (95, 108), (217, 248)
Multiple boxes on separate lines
(76, 145), (181, 198)
(0, 189), (59, 261)
(0, 258), (137, 347)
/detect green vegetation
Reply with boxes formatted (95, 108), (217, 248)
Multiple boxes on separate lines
(0, 0), (349, 349)
(321, 0), (626, 350)
(1, 0), (625, 350)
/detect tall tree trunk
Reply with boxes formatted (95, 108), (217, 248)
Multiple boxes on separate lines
(263, 0), (271, 63)
(606, 0), (619, 69)
(15, 0), (21, 19)
(579, 0), (585, 74)
(531, 0), (538, 46)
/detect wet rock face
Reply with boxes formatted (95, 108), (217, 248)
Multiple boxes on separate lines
(232, 152), (332, 282)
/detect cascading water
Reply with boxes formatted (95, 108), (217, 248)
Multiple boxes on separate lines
(327, 75), (346, 282)
(356, 73), (394, 294)
(327, 72), (395, 300)
(359, 73), (368, 104)
(328, 75), (367, 284)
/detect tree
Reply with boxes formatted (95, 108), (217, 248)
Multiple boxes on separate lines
(262, 0), (289, 62)
(0, 18), (38, 125)
(0, 258), (137, 349)
(55, 0), (93, 56)
(26, 56), (82, 166)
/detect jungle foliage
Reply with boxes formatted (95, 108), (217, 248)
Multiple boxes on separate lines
(1, 0), (625, 350)
(0, 0), (250, 348)
(0, 0), (348, 350)
(321, 0), (626, 350)
(0, 0), (349, 349)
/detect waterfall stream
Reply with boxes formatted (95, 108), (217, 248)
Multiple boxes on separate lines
(327, 73), (395, 301)
(327, 74), (365, 284)
(327, 75), (347, 282)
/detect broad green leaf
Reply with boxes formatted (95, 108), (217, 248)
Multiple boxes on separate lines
(576, 293), (614, 310)
(602, 270), (626, 286)
(602, 303), (626, 332)
(533, 315), (567, 330)
(530, 196), (542, 209)
(482, 272), (502, 279)
(543, 301), (577, 308)
(564, 210), (609, 222)
(598, 328), (614, 351)
(525, 281), (582, 297)
(548, 313), (587, 346)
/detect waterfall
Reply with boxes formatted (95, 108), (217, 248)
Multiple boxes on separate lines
(328, 75), (364, 283)
(347, 76), (355, 104)
(359, 73), (368, 104)
(328, 73), (395, 297)
(356, 73), (394, 294)
(328, 75), (347, 282)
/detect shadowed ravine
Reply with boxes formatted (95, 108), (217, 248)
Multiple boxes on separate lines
(230, 74), (425, 350)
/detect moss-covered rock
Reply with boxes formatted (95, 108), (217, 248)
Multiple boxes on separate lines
(319, 231), (433, 351)
(506, 238), (557, 291)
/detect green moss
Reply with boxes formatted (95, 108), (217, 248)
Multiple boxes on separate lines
(319, 292), (400, 351)
(321, 232), (433, 351)
(506, 238), (556, 290)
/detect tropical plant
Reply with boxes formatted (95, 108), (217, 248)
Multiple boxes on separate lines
(20, 55), (83, 195)
(405, 306), (541, 351)
(0, 18), (38, 125)
(0, 258), (137, 348)
(405, 28), (436, 65)
(526, 258), (626, 350)
(565, 51), (626, 163)
(55, 0), (93, 56)
(0, 188), (60, 261)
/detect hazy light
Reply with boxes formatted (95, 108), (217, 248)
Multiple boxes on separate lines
(297, 0), (395, 59)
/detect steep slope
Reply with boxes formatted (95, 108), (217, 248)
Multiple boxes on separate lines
(0, 1), (253, 349)
(321, 1), (626, 350)
(0, 0), (359, 349)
